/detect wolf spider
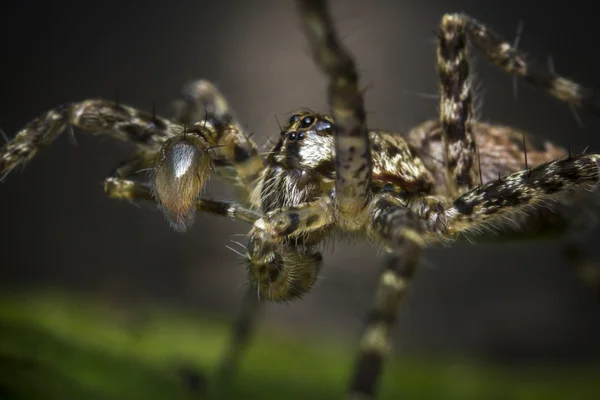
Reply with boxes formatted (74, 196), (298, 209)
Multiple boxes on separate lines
(2, 0), (600, 398)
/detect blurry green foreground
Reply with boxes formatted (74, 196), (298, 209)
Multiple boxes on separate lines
(0, 292), (598, 400)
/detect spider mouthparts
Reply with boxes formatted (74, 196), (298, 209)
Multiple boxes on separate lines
(151, 136), (210, 232)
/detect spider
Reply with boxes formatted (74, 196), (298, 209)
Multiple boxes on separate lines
(2, 0), (600, 398)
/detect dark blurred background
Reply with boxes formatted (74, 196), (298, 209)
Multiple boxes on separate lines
(1, 0), (600, 365)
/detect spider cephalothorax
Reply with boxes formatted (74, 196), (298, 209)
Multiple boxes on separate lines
(246, 111), (443, 301)
(257, 112), (336, 211)
(3, 2), (600, 399)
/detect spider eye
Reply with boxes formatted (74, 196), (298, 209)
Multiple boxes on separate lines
(314, 120), (333, 134)
(287, 132), (297, 141)
(300, 115), (314, 128)
(297, 132), (305, 140)
(288, 114), (301, 125)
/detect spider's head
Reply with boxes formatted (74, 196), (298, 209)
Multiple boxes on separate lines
(270, 112), (335, 177)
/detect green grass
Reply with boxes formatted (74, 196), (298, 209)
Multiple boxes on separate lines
(0, 291), (598, 399)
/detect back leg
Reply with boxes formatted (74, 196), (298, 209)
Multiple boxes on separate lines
(408, 120), (600, 291)
(455, 14), (600, 113)
(436, 13), (600, 197)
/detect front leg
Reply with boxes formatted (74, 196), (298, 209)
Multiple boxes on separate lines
(170, 79), (265, 198)
(347, 194), (426, 399)
(0, 100), (182, 178)
(246, 197), (333, 301)
(297, 0), (372, 222)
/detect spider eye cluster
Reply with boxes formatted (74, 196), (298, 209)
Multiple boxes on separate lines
(288, 114), (301, 124)
(287, 113), (334, 136)
(288, 113), (315, 128)
(287, 131), (306, 142)
(300, 115), (314, 128)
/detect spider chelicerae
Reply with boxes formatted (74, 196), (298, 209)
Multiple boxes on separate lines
(2, 0), (600, 398)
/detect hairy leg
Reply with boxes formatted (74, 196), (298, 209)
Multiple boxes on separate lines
(408, 120), (567, 192)
(446, 13), (600, 114)
(104, 177), (260, 224)
(170, 79), (265, 198)
(344, 195), (426, 399)
(297, 1), (425, 398)
(437, 15), (478, 195)
(0, 100), (181, 178)
(297, 0), (371, 223)
(435, 13), (600, 197)
(409, 153), (600, 241)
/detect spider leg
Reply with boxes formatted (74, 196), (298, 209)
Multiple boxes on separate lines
(346, 194), (425, 399)
(443, 14), (600, 115)
(436, 16), (479, 196)
(0, 100), (182, 179)
(354, 150), (600, 397)
(169, 79), (265, 200)
(109, 151), (158, 180)
(171, 80), (243, 128)
(148, 81), (263, 229)
(435, 14), (600, 197)
(213, 285), (262, 391)
(297, 1), (425, 397)
(297, 0), (371, 222)
(168, 79), (266, 389)
(104, 177), (260, 224)
(408, 120), (600, 301)
(411, 153), (600, 241)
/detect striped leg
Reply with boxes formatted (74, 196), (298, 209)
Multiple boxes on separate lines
(104, 177), (260, 224)
(436, 13), (600, 196)
(348, 195), (425, 399)
(437, 15), (478, 196)
(170, 79), (265, 198)
(450, 14), (600, 114)
(412, 154), (600, 241)
(0, 100), (181, 179)
(297, 0), (371, 222)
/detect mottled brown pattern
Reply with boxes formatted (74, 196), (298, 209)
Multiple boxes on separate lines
(2, 2), (600, 400)
(408, 120), (567, 192)
(437, 14), (478, 195)
(297, 0), (371, 219)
